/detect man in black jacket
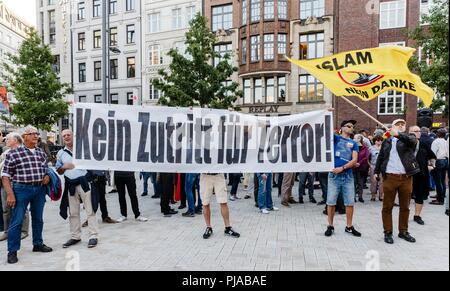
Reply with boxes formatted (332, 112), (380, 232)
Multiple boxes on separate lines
(375, 119), (420, 244)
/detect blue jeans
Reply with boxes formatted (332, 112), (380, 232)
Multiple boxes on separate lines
(8, 183), (46, 252)
(327, 171), (355, 207)
(432, 159), (449, 203)
(185, 173), (201, 213)
(298, 172), (315, 199)
(141, 172), (158, 195)
(257, 173), (273, 209)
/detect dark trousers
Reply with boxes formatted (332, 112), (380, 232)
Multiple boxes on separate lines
(432, 159), (448, 203)
(93, 176), (109, 220)
(318, 172), (328, 201)
(254, 174), (259, 204)
(382, 174), (412, 233)
(159, 173), (174, 214)
(229, 173), (242, 195)
(354, 170), (368, 199)
(115, 175), (141, 218)
(179, 173), (186, 207)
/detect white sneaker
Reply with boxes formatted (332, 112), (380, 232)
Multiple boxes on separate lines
(116, 216), (127, 223)
(135, 216), (148, 222)
(229, 195), (236, 201)
(268, 207), (279, 211)
(260, 209), (270, 214)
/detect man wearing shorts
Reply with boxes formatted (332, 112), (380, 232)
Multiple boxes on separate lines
(199, 173), (240, 239)
(325, 120), (362, 238)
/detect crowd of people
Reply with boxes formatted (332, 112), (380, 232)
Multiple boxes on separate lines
(0, 117), (448, 265)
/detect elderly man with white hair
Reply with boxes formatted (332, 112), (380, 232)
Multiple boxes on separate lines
(1, 125), (53, 264)
(0, 132), (30, 242)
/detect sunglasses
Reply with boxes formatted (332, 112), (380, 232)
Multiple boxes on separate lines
(344, 124), (354, 128)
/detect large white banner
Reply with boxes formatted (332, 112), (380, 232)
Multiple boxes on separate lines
(73, 103), (334, 173)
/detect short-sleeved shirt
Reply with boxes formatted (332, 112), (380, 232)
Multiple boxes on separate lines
(1, 146), (48, 183)
(369, 145), (381, 166)
(56, 147), (87, 180)
(334, 134), (359, 173)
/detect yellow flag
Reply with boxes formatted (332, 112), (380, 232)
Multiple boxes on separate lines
(287, 46), (434, 107)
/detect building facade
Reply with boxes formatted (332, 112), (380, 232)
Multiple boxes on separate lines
(142, 0), (203, 105)
(204, 0), (335, 116)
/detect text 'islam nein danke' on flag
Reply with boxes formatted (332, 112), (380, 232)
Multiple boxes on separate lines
(286, 46), (434, 107)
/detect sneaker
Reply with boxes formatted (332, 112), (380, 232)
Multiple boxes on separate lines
(141, 192), (148, 197)
(345, 226), (362, 237)
(398, 232), (416, 243)
(229, 195), (236, 201)
(63, 239), (81, 248)
(7, 252), (18, 264)
(21, 232), (28, 240)
(168, 209), (178, 215)
(281, 201), (290, 207)
(32, 244), (53, 253)
(268, 207), (279, 211)
(102, 217), (118, 224)
(116, 216), (127, 223)
(88, 238), (98, 248)
(135, 216), (148, 222)
(317, 200), (326, 205)
(325, 226), (334, 237)
(309, 197), (317, 204)
(244, 194), (251, 199)
(260, 208), (270, 214)
(151, 194), (160, 199)
(224, 227), (240, 238)
(384, 232), (394, 244)
(413, 216), (425, 225)
(195, 208), (203, 214)
(203, 227), (213, 239)
(358, 197), (365, 203)
(182, 211), (195, 217)
(82, 220), (88, 228)
(298, 199), (304, 204)
(0, 232), (7, 241)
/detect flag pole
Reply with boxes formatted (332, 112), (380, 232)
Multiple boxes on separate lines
(340, 96), (389, 130)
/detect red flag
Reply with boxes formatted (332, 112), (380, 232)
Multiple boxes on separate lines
(0, 87), (10, 112)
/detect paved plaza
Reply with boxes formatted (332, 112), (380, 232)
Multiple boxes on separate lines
(0, 179), (448, 271)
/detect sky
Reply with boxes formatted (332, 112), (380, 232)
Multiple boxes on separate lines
(2, 0), (37, 27)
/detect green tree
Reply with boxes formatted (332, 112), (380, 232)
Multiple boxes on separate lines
(409, 0), (449, 117)
(1, 29), (72, 131)
(153, 14), (241, 109)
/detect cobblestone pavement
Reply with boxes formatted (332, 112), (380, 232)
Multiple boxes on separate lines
(0, 179), (448, 271)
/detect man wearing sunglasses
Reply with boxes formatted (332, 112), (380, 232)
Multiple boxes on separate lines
(325, 120), (362, 238)
(1, 126), (53, 264)
(375, 119), (420, 244)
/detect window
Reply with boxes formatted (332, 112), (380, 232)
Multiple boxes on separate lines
(149, 13), (160, 33)
(278, 77), (286, 102)
(53, 55), (60, 74)
(299, 33), (324, 59)
(242, 0), (248, 25)
(251, 0), (260, 22)
(214, 43), (233, 67)
(243, 79), (251, 104)
(110, 93), (118, 104)
(172, 8), (182, 29)
(79, 96), (87, 103)
(378, 91), (404, 114)
(110, 59), (118, 79)
(242, 39), (247, 64)
(48, 0), (55, 5)
(78, 32), (85, 51)
(266, 78), (275, 103)
(149, 45), (163, 65)
(299, 75), (324, 102)
(109, 0), (117, 14)
(149, 83), (161, 100)
(126, 24), (135, 44)
(278, 0), (287, 19)
(264, 34), (274, 60)
(127, 92), (134, 105)
(251, 35), (261, 62)
(48, 10), (56, 44)
(264, 0), (274, 20)
(93, 30), (101, 48)
(221, 80), (233, 97)
(95, 95), (102, 103)
(93, 0), (101, 17)
(78, 2), (85, 20)
(278, 34), (286, 55)
(212, 5), (233, 31)
(79, 63), (86, 82)
(187, 6), (196, 24)
(300, 0), (325, 19)
(94, 61), (101, 81)
(380, 0), (406, 29)
(127, 57), (135, 78)
(420, 0), (433, 23)
(254, 78), (263, 103)
(110, 27), (117, 46)
(126, 0), (135, 11)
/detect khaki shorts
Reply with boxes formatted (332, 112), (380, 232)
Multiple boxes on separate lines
(200, 174), (228, 205)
